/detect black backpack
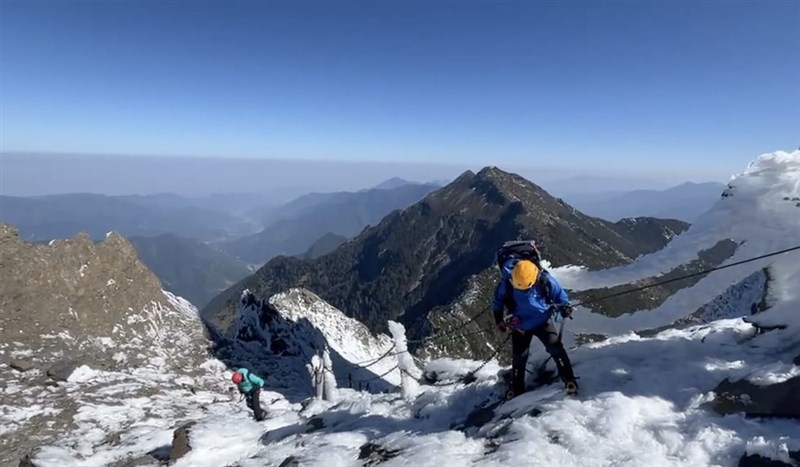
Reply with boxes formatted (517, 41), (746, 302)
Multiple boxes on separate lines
(495, 240), (552, 307)
(495, 240), (543, 270)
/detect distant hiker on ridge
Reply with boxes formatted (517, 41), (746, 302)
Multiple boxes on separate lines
(231, 367), (266, 421)
(492, 241), (578, 398)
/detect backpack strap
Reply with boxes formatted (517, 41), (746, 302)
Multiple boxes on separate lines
(537, 270), (553, 305)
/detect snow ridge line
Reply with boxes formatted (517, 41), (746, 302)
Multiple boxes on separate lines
(571, 244), (800, 308)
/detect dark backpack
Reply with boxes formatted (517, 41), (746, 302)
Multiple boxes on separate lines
(495, 240), (552, 308)
(495, 240), (543, 270)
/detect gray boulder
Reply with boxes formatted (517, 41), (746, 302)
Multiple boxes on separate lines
(168, 423), (195, 461)
(46, 360), (79, 382)
(711, 376), (800, 419)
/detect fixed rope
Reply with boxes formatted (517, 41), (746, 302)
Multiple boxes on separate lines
(408, 307), (489, 345)
(430, 334), (512, 387)
(351, 344), (398, 368)
(571, 245), (800, 308)
(345, 245), (800, 389)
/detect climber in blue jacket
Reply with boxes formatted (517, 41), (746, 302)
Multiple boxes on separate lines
(231, 368), (266, 421)
(492, 257), (578, 398)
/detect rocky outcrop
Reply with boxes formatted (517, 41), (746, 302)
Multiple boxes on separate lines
(0, 223), (205, 366)
(0, 223), (209, 467)
(278, 457), (300, 467)
(710, 376), (800, 419)
(18, 453), (40, 467)
(45, 360), (79, 382)
(1, 224), (164, 343)
(358, 442), (400, 465)
(169, 423), (195, 461)
(739, 452), (800, 467)
(6, 359), (36, 373)
(221, 288), (398, 396)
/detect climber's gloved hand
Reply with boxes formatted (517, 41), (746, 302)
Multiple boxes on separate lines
(553, 304), (574, 323)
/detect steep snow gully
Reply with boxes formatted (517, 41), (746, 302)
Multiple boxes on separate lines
(4, 150), (800, 467)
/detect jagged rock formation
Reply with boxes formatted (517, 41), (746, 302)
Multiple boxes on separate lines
(0, 223), (204, 367)
(0, 223), (210, 466)
(211, 288), (399, 398)
(710, 376), (800, 419)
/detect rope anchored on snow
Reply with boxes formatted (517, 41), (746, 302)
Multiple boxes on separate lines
(345, 244), (800, 392)
(570, 244), (800, 308)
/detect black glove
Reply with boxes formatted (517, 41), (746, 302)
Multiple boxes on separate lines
(558, 304), (574, 319)
(494, 309), (506, 331)
(493, 309), (504, 325)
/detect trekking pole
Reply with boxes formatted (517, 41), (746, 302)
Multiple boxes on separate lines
(533, 306), (571, 381)
(554, 304), (573, 343)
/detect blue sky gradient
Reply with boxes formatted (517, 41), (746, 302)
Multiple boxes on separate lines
(1, 0), (798, 179)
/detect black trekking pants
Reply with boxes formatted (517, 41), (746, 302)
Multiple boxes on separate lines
(245, 388), (264, 421)
(511, 320), (575, 395)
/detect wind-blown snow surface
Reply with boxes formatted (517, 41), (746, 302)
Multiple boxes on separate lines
(550, 149), (800, 335)
(26, 316), (800, 466)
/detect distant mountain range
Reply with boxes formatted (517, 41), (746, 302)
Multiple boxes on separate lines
(0, 180), (440, 305)
(560, 182), (726, 222)
(0, 193), (260, 242)
(0, 177), (719, 315)
(129, 234), (253, 308)
(221, 182), (441, 265)
(372, 177), (416, 190)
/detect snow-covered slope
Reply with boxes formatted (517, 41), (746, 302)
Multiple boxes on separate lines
(223, 288), (401, 397)
(0, 290), (212, 466)
(238, 288), (394, 370)
(551, 149), (800, 335)
(0, 225), (217, 465)
(27, 314), (799, 467)
(15, 288), (410, 466)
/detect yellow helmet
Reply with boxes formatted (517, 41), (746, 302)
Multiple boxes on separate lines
(511, 260), (539, 290)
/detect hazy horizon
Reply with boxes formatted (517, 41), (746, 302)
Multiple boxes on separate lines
(0, 151), (744, 200)
(2, 2), (797, 186)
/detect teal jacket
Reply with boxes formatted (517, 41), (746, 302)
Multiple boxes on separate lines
(236, 368), (265, 394)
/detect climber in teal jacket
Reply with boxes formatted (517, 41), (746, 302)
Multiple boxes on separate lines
(231, 368), (266, 421)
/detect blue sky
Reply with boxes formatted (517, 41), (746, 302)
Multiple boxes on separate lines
(1, 0), (798, 180)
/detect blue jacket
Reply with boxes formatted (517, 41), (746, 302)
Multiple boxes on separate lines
(492, 259), (570, 330)
(236, 368), (265, 394)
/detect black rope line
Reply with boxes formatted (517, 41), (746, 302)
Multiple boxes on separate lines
(571, 245), (800, 308)
(343, 245), (800, 390)
(408, 307), (489, 345)
(431, 334), (512, 387)
(351, 344), (398, 368)
(358, 364), (399, 383)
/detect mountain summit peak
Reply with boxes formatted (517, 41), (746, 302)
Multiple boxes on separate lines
(204, 165), (687, 347)
(475, 165), (504, 177)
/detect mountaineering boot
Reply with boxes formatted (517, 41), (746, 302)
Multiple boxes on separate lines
(565, 379), (579, 396)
